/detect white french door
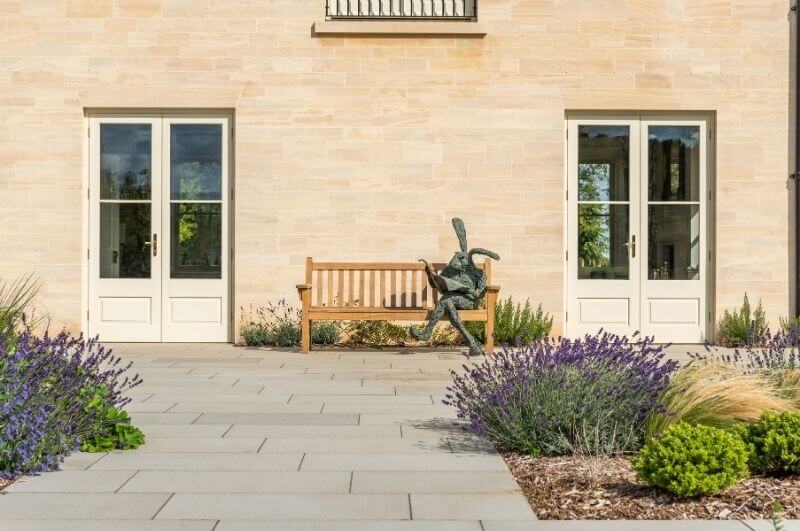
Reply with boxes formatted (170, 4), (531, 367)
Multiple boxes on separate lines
(88, 114), (230, 342)
(566, 115), (711, 343)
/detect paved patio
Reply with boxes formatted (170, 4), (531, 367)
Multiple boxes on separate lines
(0, 343), (794, 530)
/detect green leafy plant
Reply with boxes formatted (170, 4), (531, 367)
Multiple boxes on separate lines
(342, 320), (410, 348)
(769, 502), (785, 531)
(312, 321), (341, 346)
(465, 297), (552, 345)
(80, 386), (145, 453)
(743, 411), (800, 476)
(239, 301), (342, 347)
(717, 293), (768, 347)
(633, 422), (749, 498)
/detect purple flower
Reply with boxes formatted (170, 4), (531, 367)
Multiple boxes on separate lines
(444, 331), (677, 455)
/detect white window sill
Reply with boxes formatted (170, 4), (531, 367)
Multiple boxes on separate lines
(312, 20), (486, 36)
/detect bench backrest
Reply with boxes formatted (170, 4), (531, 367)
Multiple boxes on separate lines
(303, 257), (492, 310)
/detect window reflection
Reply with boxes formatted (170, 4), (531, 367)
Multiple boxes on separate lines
(578, 204), (630, 279)
(171, 124), (222, 201)
(578, 126), (629, 202)
(648, 205), (700, 280)
(100, 203), (151, 279)
(170, 204), (222, 279)
(648, 126), (700, 202)
(100, 124), (152, 200)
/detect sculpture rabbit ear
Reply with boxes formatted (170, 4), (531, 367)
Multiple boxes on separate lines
(468, 248), (500, 262)
(452, 218), (468, 252)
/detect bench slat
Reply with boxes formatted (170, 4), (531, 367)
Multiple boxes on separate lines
(308, 308), (489, 321)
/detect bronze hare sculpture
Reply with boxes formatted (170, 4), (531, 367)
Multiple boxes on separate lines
(410, 218), (500, 356)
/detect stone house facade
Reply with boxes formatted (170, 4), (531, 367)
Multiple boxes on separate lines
(0, 0), (792, 342)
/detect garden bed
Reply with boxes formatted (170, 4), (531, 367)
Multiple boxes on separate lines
(504, 453), (800, 520)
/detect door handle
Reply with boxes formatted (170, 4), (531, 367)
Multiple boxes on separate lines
(144, 233), (158, 257)
(624, 235), (636, 258)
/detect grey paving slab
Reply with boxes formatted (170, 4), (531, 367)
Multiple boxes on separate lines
(0, 522), (216, 531)
(129, 412), (201, 425)
(120, 471), (351, 493)
(145, 393), (293, 403)
(0, 493), (171, 519)
(125, 401), (178, 412)
(216, 521), (483, 531)
(289, 394), (435, 404)
(89, 451), (303, 471)
(411, 494), (536, 520)
(141, 424), (231, 438)
(135, 437), (264, 453)
(323, 403), (454, 414)
(59, 451), (108, 470)
(258, 437), (452, 454)
(194, 412), (359, 425)
(156, 493), (411, 520)
(224, 424), (401, 438)
(169, 402), (323, 413)
(301, 453), (508, 471)
(742, 521), (800, 530)
(6, 470), (136, 493)
(351, 471), (520, 493)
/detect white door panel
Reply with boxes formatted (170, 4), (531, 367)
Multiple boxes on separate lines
(88, 114), (230, 342)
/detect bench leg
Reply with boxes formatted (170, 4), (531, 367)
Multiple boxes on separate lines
(484, 289), (498, 355)
(299, 288), (311, 353)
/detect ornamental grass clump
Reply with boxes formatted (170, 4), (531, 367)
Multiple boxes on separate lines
(0, 329), (142, 478)
(445, 332), (677, 456)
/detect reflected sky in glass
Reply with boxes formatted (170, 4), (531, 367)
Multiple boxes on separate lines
(100, 124), (151, 200)
(171, 124), (222, 201)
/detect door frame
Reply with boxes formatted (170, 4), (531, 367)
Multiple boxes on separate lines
(84, 109), (235, 343)
(563, 111), (716, 343)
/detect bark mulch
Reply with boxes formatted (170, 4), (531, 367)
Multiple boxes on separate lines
(504, 453), (800, 520)
(0, 478), (14, 491)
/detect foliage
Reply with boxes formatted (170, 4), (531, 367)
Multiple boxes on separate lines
(0, 274), (41, 335)
(770, 502), (785, 531)
(717, 293), (768, 347)
(239, 301), (341, 347)
(312, 321), (341, 346)
(743, 411), (800, 476)
(578, 163), (611, 268)
(445, 332), (677, 456)
(634, 422), (749, 498)
(0, 329), (142, 478)
(645, 362), (797, 439)
(80, 386), (145, 453)
(465, 298), (553, 346)
(342, 320), (410, 348)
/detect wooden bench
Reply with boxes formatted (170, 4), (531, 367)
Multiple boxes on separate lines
(296, 257), (499, 353)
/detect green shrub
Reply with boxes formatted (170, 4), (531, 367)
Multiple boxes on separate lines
(717, 293), (768, 347)
(634, 422), (749, 497)
(342, 320), (409, 347)
(312, 321), (341, 345)
(465, 297), (553, 345)
(240, 322), (271, 346)
(744, 411), (800, 476)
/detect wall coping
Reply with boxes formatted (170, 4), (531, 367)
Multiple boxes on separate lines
(312, 20), (486, 36)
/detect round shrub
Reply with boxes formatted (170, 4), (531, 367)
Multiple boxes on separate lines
(634, 422), (749, 497)
(312, 321), (340, 346)
(744, 411), (800, 476)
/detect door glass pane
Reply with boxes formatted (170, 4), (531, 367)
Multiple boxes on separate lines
(648, 126), (700, 202)
(578, 204), (629, 279)
(578, 125), (629, 201)
(100, 203), (151, 279)
(100, 124), (152, 200)
(170, 203), (222, 279)
(648, 205), (700, 280)
(170, 124), (222, 200)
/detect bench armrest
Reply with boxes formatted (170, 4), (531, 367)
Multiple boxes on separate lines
(486, 285), (500, 293)
(296, 283), (312, 291)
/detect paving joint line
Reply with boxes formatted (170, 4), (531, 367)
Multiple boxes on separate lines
(114, 470), (139, 493)
(150, 492), (174, 520)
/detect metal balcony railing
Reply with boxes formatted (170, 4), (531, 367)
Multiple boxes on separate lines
(325, 0), (477, 20)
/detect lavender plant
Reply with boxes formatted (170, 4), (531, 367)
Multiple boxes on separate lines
(445, 332), (677, 456)
(0, 329), (142, 478)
